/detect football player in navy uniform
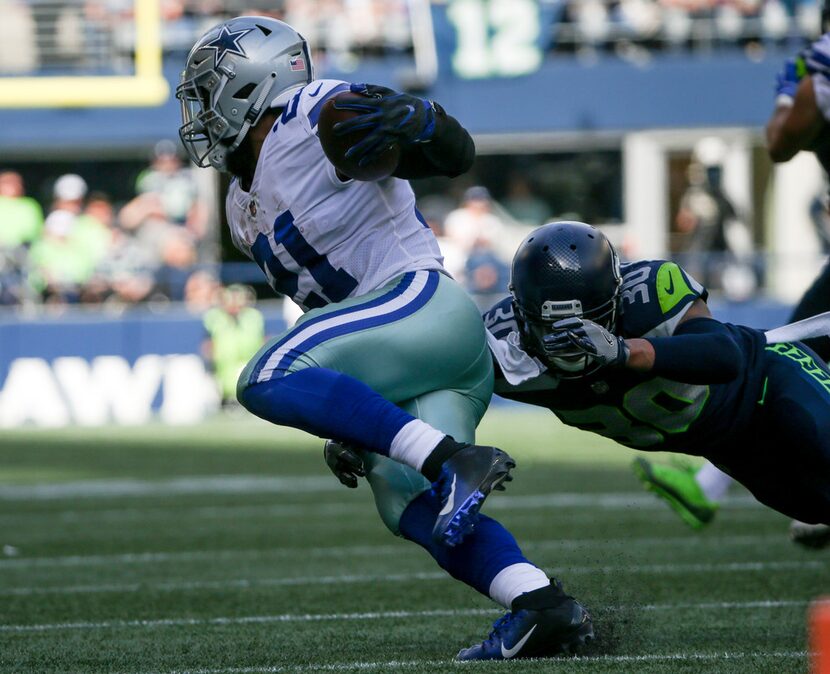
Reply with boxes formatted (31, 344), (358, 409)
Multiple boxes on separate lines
(637, 10), (830, 547)
(767, 1), (830, 362)
(179, 16), (592, 659)
(482, 221), (830, 526)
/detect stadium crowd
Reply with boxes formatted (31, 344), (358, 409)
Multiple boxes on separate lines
(0, 0), (823, 76)
(0, 141), (777, 310)
(0, 0), (412, 74)
(0, 141), (210, 307)
(0, 153), (540, 310)
(551, 0), (821, 54)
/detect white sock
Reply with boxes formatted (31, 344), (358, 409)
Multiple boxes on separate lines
(388, 419), (445, 472)
(695, 462), (733, 502)
(488, 563), (550, 609)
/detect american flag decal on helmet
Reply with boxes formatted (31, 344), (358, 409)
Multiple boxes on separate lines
(289, 55), (306, 71)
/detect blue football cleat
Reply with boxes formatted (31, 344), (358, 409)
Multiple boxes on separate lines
(431, 444), (515, 547)
(457, 580), (594, 661)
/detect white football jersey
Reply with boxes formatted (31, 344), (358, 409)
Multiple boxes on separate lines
(226, 79), (445, 311)
(808, 33), (830, 121)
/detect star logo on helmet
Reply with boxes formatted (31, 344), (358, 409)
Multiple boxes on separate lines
(203, 25), (254, 68)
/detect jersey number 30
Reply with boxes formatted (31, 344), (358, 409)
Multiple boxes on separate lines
(556, 378), (710, 448)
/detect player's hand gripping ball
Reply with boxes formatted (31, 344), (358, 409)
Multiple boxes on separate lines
(318, 83), (435, 181)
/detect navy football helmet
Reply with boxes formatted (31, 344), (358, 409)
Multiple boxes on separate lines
(509, 221), (622, 374)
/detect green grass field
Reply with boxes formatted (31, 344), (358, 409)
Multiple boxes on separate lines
(0, 409), (825, 673)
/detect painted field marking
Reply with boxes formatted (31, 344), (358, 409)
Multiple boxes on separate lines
(137, 651), (808, 674)
(1, 558), (824, 597)
(0, 477), (761, 512)
(0, 533), (796, 571)
(0, 600), (812, 633)
(138, 651), (808, 674)
(0, 476), (341, 501)
(0, 490), (769, 535)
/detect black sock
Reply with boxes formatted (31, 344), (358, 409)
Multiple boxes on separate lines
(421, 435), (467, 482)
(511, 579), (569, 611)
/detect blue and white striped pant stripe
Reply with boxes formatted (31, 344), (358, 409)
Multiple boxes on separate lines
(248, 270), (440, 385)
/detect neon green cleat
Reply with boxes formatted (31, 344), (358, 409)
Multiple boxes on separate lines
(631, 457), (719, 530)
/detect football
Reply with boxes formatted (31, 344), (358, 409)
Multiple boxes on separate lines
(317, 91), (402, 181)
(808, 124), (830, 156)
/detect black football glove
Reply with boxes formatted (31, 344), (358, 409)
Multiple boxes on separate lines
(542, 317), (630, 369)
(332, 83), (436, 167)
(323, 440), (366, 489)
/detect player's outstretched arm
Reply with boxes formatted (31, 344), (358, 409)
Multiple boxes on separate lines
(545, 300), (742, 385)
(625, 300), (742, 384)
(767, 75), (824, 162)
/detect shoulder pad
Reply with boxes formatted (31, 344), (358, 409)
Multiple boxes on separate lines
(620, 260), (706, 338)
(297, 79), (351, 131)
(807, 34), (830, 78)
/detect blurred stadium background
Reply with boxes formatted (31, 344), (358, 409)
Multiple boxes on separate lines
(0, 1), (828, 672)
(0, 0), (826, 426)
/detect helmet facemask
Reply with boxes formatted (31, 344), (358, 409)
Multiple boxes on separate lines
(515, 292), (621, 377)
(177, 68), (234, 169)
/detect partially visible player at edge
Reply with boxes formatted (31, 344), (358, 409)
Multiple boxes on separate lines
(177, 16), (592, 659)
(481, 221), (830, 526)
(636, 3), (830, 548)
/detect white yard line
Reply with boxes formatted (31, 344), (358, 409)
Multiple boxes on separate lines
(0, 476), (341, 501)
(0, 490), (767, 531)
(0, 533), (787, 571)
(0, 476), (761, 511)
(0, 534), (791, 571)
(0, 601), (810, 634)
(0, 571), (451, 597)
(564, 559), (828, 574)
(141, 651), (809, 674)
(1, 555), (821, 597)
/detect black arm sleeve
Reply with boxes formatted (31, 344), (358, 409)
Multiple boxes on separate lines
(644, 317), (742, 384)
(393, 102), (475, 180)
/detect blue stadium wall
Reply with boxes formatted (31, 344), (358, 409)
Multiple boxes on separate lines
(0, 309), (286, 427)
(0, 51), (785, 152)
(0, 300), (791, 427)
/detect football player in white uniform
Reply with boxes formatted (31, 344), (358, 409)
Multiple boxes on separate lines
(178, 16), (592, 659)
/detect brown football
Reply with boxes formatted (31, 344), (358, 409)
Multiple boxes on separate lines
(808, 125), (830, 156)
(317, 91), (401, 181)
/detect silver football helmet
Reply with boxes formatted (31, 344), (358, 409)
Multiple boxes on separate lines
(177, 16), (314, 171)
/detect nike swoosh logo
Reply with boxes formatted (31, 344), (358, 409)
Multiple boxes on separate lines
(308, 83), (324, 97)
(501, 624), (537, 659)
(663, 275), (675, 294)
(438, 475), (457, 517)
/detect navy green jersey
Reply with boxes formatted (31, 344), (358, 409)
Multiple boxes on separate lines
(485, 260), (768, 455)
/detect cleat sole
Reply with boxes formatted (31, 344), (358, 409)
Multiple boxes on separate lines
(552, 616), (594, 657)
